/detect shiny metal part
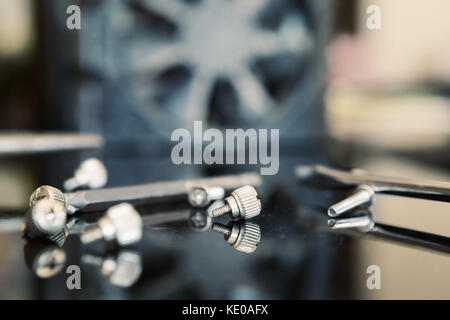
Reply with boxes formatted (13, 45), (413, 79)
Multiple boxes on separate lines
(296, 164), (450, 203)
(328, 185), (375, 217)
(0, 133), (103, 155)
(47, 218), (80, 247)
(65, 172), (261, 214)
(29, 185), (67, 208)
(23, 240), (67, 279)
(81, 203), (143, 247)
(328, 212), (375, 233)
(188, 209), (212, 232)
(211, 185), (261, 220)
(64, 158), (108, 191)
(212, 221), (261, 254)
(23, 199), (67, 239)
(82, 250), (142, 288)
(188, 185), (224, 208)
(327, 209), (450, 256)
(0, 216), (25, 233)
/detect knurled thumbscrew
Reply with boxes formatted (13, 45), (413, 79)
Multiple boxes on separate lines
(80, 203), (143, 247)
(188, 185), (225, 208)
(64, 158), (108, 191)
(23, 198), (67, 239)
(211, 185), (261, 220)
(29, 185), (67, 208)
(212, 221), (261, 253)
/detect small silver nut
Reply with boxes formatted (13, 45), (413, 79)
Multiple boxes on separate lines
(99, 203), (143, 246)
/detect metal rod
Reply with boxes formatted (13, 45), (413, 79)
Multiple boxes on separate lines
(65, 172), (262, 213)
(0, 133), (103, 155)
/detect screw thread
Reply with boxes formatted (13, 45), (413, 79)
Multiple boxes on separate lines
(212, 223), (231, 237)
(80, 225), (103, 244)
(211, 204), (231, 218)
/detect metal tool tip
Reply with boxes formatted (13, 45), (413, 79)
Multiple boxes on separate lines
(328, 208), (337, 217)
(327, 219), (337, 228)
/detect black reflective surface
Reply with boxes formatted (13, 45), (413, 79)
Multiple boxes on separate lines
(1, 146), (450, 300)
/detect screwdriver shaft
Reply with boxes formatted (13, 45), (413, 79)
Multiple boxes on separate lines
(65, 173), (262, 213)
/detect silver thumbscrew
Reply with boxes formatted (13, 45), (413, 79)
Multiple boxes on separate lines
(188, 185), (225, 208)
(23, 198), (67, 239)
(82, 250), (142, 288)
(64, 158), (108, 191)
(211, 185), (261, 220)
(80, 203), (143, 247)
(212, 221), (261, 254)
(29, 185), (67, 208)
(47, 218), (79, 247)
(328, 185), (375, 217)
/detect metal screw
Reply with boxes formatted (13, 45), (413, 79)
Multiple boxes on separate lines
(211, 185), (261, 220)
(212, 221), (261, 254)
(23, 199), (67, 239)
(188, 209), (212, 232)
(328, 184), (375, 217)
(64, 158), (108, 191)
(82, 250), (142, 288)
(29, 185), (67, 208)
(80, 203), (143, 247)
(328, 212), (375, 232)
(188, 185), (225, 208)
(47, 218), (80, 247)
(23, 239), (67, 279)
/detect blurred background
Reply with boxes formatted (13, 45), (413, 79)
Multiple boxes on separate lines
(0, 0), (449, 299)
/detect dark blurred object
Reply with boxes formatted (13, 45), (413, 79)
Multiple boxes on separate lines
(38, 0), (330, 143)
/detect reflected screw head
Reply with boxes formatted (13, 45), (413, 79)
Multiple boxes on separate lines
(81, 203), (143, 247)
(211, 186), (261, 220)
(24, 239), (67, 279)
(82, 250), (142, 288)
(188, 209), (212, 232)
(64, 158), (108, 191)
(188, 186), (224, 208)
(212, 221), (261, 253)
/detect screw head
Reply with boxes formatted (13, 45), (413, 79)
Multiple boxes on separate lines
(23, 239), (67, 279)
(227, 185), (261, 219)
(225, 221), (261, 254)
(103, 251), (142, 288)
(188, 187), (209, 207)
(188, 209), (212, 232)
(30, 199), (67, 236)
(99, 203), (143, 246)
(29, 185), (66, 208)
